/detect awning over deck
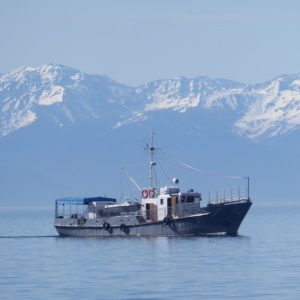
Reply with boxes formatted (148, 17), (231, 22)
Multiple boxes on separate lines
(56, 196), (116, 205)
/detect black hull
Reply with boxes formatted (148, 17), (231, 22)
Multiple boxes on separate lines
(55, 200), (252, 237)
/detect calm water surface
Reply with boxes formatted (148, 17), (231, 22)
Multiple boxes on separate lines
(0, 202), (300, 299)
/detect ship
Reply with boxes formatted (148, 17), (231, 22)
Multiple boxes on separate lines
(54, 132), (252, 237)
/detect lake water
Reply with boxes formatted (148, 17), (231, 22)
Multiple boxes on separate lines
(1, 201), (300, 299)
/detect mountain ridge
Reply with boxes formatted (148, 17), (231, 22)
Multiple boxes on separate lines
(2, 64), (300, 140)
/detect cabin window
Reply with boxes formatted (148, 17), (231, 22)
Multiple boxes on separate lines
(160, 199), (164, 205)
(186, 196), (194, 203)
(181, 196), (186, 203)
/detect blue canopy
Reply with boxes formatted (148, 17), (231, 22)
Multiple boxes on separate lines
(56, 196), (116, 205)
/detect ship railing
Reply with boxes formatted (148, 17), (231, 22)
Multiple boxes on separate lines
(139, 207), (163, 222)
(92, 206), (140, 218)
(177, 204), (202, 217)
(139, 204), (202, 222)
(91, 205), (203, 221)
(56, 202), (141, 219)
(201, 186), (250, 207)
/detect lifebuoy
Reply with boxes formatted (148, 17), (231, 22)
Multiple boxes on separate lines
(142, 189), (148, 198)
(148, 189), (155, 198)
(103, 222), (110, 230)
(120, 223), (126, 232)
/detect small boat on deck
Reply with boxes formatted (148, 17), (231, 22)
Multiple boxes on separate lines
(54, 132), (252, 237)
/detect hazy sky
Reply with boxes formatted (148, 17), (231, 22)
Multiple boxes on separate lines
(1, 0), (300, 86)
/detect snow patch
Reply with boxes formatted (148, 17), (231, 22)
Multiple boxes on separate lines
(113, 113), (148, 129)
(234, 89), (300, 138)
(71, 72), (85, 85)
(291, 80), (300, 86)
(38, 86), (64, 105)
(1, 109), (37, 136)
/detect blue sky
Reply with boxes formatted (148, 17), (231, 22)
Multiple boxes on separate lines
(1, 0), (300, 86)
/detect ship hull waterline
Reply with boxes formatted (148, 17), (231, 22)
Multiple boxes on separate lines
(55, 200), (252, 237)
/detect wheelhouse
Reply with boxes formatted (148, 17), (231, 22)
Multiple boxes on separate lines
(140, 186), (202, 221)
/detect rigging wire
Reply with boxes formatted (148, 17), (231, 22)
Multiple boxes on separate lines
(151, 133), (246, 179)
(120, 167), (136, 200)
(152, 161), (158, 188)
(122, 167), (142, 191)
(124, 171), (133, 198)
(120, 168), (124, 200)
(122, 133), (247, 201)
(154, 153), (173, 185)
(156, 152), (247, 180)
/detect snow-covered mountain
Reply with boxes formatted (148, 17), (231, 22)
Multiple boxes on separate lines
(2, 64), (300, 140)
(134, 74), (300, 140)
(0, 64), (140, 136)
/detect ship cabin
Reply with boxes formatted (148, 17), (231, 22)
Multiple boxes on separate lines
(141, 186), (202, 222)
(55, 196), (117, 220)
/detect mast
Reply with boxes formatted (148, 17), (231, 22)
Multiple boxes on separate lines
(149, 130), (156, 189)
